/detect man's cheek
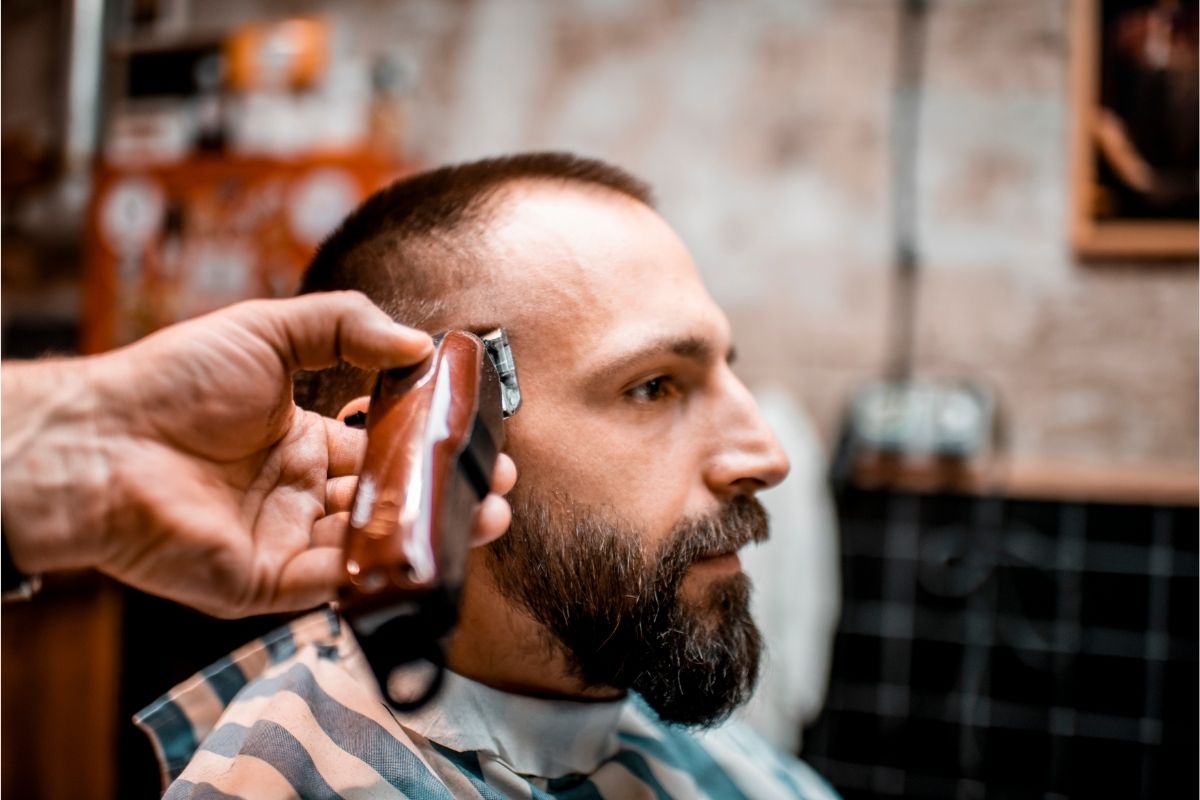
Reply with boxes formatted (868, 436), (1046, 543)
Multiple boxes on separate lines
(507, 417), (696, 538)
(505, 434), (618, 497)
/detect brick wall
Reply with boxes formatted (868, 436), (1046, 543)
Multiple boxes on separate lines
(242, 0), (1195, 470)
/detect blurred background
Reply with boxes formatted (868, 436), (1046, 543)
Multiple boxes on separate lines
(1, 1), (1196, 798)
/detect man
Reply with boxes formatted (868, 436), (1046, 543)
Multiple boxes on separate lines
(138, 153), (839, 798)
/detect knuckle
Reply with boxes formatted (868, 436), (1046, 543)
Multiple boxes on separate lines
(332, 289), (372, 311)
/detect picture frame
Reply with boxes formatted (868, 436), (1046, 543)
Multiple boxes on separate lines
(1069, 0), (1198, 260)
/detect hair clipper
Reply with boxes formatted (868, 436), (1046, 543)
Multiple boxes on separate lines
(338, 329), (520, 710)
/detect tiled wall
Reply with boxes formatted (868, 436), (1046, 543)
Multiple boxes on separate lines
(805, 489), (1198, 798)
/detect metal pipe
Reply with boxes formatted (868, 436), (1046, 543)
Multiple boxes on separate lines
(64, 0), (106, 175)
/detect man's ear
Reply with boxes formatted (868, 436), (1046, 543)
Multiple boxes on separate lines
(336, 395), (372, 424)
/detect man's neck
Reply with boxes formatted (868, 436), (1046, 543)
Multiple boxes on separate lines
(443, 559), (624, 702)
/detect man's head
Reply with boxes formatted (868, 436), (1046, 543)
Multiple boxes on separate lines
(297, 153), (789, 726)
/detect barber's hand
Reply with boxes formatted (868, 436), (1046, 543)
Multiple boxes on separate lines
(1, 292), (516, 617)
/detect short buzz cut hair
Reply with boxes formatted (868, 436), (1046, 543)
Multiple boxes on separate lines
(292, 152), (654, 416)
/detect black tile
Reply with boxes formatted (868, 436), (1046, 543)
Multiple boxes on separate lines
(831, 709), (891, 767)
(996, 565), (1057, 623)
(1072, 654), (1147, 719)
(1083, 540), (1151, 576)
(899, 716), (962, 776)
(1166, 576), (1198, 641)
(903, 771), (964, 800)
(1172, 547), (1200, 581)
(988, 695), (1050, 735)
(1167, 507), (1198, 556)
(840, 520), (891, 558)
(876, 714), (913, 771)
(1079, 571), (1152, 632)
(980, 728), (1052, 791)
(831, 632), (885, 685)
(1154, 738), (1200, 799)
(914, 605), (973, 646)
(836, 488), (893, 525)
(990, 645), (1056, 707)
(844, 555), (888, 602)
(1167, 636), (1200, 664)
(1069, 736), (1143, 799)
(1160, 658), (1199, 727)
(834, 789), (876, 800)
(910, 638), (963, 694)
(1084, 502), (1158, 546)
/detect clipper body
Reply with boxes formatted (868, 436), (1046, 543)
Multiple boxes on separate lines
(338, 329), (519, 708)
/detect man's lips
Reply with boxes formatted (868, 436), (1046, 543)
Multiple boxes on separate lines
(694, 535), (756, 561)
(696, 547), (740, 560)
(674, 496), (769, 572)
(690, 549), (744, 572)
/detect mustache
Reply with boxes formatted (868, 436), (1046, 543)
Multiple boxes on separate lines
(661, 495), (770, 567)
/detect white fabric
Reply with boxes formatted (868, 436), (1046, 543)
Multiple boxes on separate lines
(738, 386), (841, 753)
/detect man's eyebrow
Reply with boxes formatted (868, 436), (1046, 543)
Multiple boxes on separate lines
(590, 334), (734, 375)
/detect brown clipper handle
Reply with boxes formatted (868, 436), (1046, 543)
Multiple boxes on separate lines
(337, 329), (519, 710)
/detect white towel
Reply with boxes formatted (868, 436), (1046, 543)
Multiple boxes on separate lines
(737, 386), (842, 753)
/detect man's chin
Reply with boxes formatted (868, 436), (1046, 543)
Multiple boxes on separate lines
(681, 555), (747, 613)
(630, 571), (763, 728)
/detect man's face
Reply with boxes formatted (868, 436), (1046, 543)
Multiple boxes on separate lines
(447, 183), (790, 724)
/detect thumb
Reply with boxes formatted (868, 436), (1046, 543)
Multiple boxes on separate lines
(243, 292), (433, 374)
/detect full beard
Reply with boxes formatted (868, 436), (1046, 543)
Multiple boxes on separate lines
(483, 491), (769, 727)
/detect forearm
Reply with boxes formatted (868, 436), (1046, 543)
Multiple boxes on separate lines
(1, 358), (118, 574)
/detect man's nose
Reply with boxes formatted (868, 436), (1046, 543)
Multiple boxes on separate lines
(703, 370), (791, 496)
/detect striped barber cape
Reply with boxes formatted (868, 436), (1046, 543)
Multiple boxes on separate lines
(135, 607), (840, 799)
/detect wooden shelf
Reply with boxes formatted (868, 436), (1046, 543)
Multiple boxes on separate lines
(851, 453), (1198, 506)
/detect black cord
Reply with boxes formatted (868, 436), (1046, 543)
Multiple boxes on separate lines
(346, 586), (461, 712)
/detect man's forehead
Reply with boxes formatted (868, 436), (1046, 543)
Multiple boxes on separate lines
(437, 183), (722, 360)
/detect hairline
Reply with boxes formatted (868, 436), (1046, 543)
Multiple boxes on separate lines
(293, 154), (656, 416)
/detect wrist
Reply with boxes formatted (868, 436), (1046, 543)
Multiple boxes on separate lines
(1, 357), (121, 574)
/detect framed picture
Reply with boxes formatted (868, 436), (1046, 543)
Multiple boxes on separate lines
(1069, 0), (1198, 259)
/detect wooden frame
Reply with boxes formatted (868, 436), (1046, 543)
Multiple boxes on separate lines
(1069, 0), (1198, 260)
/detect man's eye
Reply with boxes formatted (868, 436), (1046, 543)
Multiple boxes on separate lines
(627, 376), (678, 403)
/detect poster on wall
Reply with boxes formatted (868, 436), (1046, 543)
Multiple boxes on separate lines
(1070, 0), (1198, 259)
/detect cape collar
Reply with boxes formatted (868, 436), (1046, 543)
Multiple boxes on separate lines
(391, 666), (629, 778)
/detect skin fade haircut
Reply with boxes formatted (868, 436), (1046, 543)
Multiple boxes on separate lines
(295, 152), (769, 726)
